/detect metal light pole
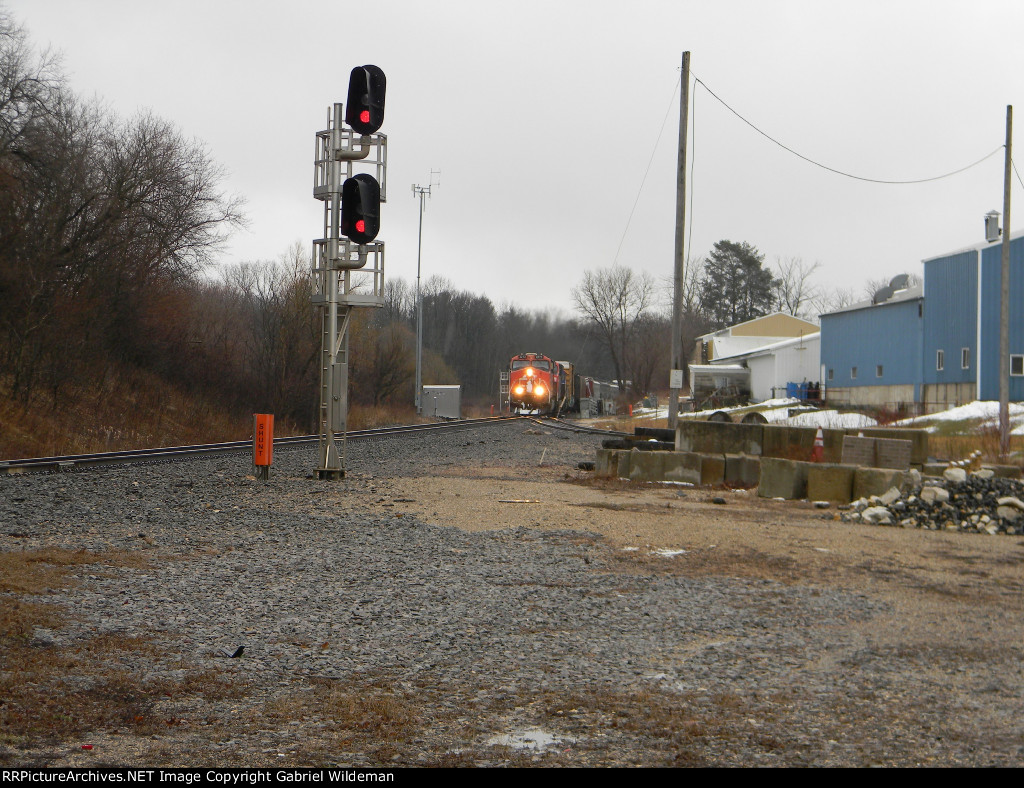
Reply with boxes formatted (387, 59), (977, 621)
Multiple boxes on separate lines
(412, 171), (439, 415)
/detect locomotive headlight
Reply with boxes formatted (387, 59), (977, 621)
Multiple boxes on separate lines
(514, 386), (525, 396)
(526, 368), (534, 377)
(534, 385), (545, 397)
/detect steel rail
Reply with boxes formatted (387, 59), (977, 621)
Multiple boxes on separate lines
(0, 415), (525, 475)
(530, 416), (632, 438)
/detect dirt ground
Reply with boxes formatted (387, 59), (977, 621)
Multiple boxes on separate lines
(6, 454), (1024, 767)
(388, 462), (1024, 597)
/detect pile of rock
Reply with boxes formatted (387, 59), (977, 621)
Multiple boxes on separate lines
(838, 466), (1024, 535)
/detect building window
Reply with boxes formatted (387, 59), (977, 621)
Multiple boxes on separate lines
(827, 368), (834, 381)
(1012, 355), (1024, 377)
(876, 365), (884, 378)
(962, 348), (970, 370)
(937, 350), (944, 371)
(851, 366), (858, 380)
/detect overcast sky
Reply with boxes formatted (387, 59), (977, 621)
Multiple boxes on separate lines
(6, 0), (1024, 316)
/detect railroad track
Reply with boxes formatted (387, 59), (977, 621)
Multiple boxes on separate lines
(0, 415), (627, 475)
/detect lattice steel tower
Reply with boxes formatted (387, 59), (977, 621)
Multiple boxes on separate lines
(311, 99), (387, 479)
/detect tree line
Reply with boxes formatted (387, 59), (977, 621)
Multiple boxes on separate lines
(0, 8), (896, 433)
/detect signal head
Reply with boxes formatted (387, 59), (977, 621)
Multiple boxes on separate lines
(345, 65), (386, 134)
(341, 173), (381, 244)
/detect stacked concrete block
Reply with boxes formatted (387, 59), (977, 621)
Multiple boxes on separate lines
(841, 436), (876, 467)
(676, 420), (929, 466)
(875, 438), (912, 470)
(854, 427), (928, 466)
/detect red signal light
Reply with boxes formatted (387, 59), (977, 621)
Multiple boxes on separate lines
(356, 220), (366, 233)
(360, 110), (370, 124)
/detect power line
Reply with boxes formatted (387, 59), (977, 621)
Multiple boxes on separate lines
(612, 73), (681, 266)
(692, 74), (1004, 185)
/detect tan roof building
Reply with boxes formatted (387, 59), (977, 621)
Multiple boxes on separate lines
(695, 312), (819, 363)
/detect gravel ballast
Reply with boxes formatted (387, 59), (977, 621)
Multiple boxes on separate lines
(3, 420), (1024, 767)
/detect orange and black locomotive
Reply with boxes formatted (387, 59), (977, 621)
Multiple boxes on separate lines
(508, 353), (574, 415)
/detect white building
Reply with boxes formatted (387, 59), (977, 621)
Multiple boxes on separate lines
(710, 332), (821, 402)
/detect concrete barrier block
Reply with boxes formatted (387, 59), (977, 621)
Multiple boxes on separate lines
(757, 457), (810, 499)
(662, 451), (702, 485)
(762, 425), (844, 463)
(806, 463), (857, 504)
(700, 453), (726, 486)
(852, 467), (908, 500)
(984, 464), (1022, 479)
(595, 448), (619, 477)
(725, 454), (761, 487)
(628, 449), (665, 482)
(675, 421), (764, 456)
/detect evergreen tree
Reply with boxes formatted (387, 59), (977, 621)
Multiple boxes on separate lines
(698, 240), (779, 329)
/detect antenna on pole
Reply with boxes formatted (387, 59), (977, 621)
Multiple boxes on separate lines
(413, 170), (440, 415)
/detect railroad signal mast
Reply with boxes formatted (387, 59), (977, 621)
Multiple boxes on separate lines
(312, 65), (387, 479)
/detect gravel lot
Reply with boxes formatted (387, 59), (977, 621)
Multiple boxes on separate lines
(2, 419), (1024, 767)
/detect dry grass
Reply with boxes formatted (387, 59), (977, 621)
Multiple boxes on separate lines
(0, 547), (137, 595)
(0, 368), (311, 461)
(929, 426), (1023, 465)
(0, 547), (243, 759)
(0, 370), (247, 460)
(347, 402), (419, 430)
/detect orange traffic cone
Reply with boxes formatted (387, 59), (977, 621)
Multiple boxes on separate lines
(812, 427), (824, 462)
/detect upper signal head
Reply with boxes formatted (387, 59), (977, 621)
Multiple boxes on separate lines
(345, 65), (386, 134)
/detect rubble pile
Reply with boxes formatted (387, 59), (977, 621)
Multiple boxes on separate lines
(839, 467), (1024, 535)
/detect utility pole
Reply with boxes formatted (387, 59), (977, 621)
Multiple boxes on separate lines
(669, 51), (691, 431)
(412, 171), (440, 415)
(999, 105), (1013, 459)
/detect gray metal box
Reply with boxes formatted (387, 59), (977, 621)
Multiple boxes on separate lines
(422, 385), (461, 419)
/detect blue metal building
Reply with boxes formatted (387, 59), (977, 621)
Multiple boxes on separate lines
(821, 231), (1024, 412)
(820, 284), (923, 408)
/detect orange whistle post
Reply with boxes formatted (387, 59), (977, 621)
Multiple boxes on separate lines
(253, 414), (274, 470)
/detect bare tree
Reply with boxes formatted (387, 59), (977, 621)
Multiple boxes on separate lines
(772, 256), (821, 320)
(571, 266), (655, 394)
(862, 272), (922, 301)
(814, 286), (858, 315)
(0, 9), (61, 155)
